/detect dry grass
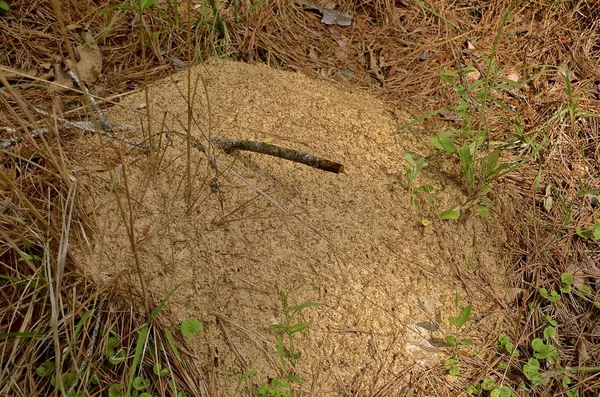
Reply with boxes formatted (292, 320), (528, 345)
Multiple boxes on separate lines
(1, 0), (600, 395)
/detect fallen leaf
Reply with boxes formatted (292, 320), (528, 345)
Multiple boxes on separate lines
(466, 69), (481, 82)
(296, 0), (352, 27)
(564, 264), (587, 289)
(543, 184), (553, 212)
(48, 59), (73, 93)
(586, 194), (598, 207)
(66, 29), (102, 85)
(505, 288), (526, 304)
(321, 8), (352, 26)
(577, 338), (590, 365)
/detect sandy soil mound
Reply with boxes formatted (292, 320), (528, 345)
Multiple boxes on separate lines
(73, 60), (509, 395)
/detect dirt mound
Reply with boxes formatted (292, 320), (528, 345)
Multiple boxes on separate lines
(73, 60), (509, 394)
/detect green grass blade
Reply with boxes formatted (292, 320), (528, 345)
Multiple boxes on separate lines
(126, 325), (149, 396)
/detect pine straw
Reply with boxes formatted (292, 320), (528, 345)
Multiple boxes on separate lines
(0, 119), (208, 395)
(1, 0), (600, 395)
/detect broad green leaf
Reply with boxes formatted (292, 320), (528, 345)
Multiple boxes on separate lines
(181, 317), (203, 338)
(108, 349), (126, 365)
(483, 150), (500, 178)
(455, 102), (471, 111)
(292, 301), (321, 314)
(445, 335), (457, 346)
(560, 273), (574, 293)
(593, 219), (600, 240)
(576, 227), (592, 239)
(481, 378), (496, 391)
(153, 363), (169, 377)
(108, 384), (123, 397)
(36, 361), (54, 377)
(478, 184), (493, 196)
(449, 304), (472, 328)
(133, 377), (151, 391)
(457, 145), (473, 187)
(539, 288), (560, 303)
(577, 285), (591, 296)
(140, 0), (157, 11)
(561, 272), (574, 285)
(402, 152), (416, 166)
(491, 386), (514, 397)
(0, 1), (9, 11)
(289, 373), (303, 385)
(440, 208), (461, 220)
(288, 322), (309, 334)
(475, 204), (490, 217)
(276, 335), (285, 368)
(543, 326), (556, 339)
(431, 132), (456, 153)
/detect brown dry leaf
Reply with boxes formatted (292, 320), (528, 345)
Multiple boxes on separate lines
(558, 64), (578, 82)
(295, 0), (352, 26)
(577, 338), (590, 365)
(564, 264), (587, 289)
(503, 70), (520, 83)
(504, 288), (526, 304)
(48, 60), (73, 93)
(466, 68), (481, 82)
(66, 30), (103, 85)
(322, 8), (352, 26)
(543, 184), (553, 213)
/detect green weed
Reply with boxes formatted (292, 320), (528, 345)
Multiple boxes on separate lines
(261, 291), (320, 394)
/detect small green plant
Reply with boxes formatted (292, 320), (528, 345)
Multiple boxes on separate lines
(562, 375), (580, 397)
(266, 292), (320, 392)
(236, 369), (256, 393)
(0, 1), (9, 13)
(180, 317), (203, 338)
(522, 358), (544, 387)
(490, 385), (515, 397)
(576, 218), (600, 241)
(539, 287), (560, 303)
(497, 333), (520, 357)
(543, 325), (556, 340)
(403, 152), (427, 192)
(444, 356), (461, 375)
(402, 152), (440, 217)
(449, 294), (472, 329)
(560, 272), (574, 293)
(531, 338), (557, 360)
(481, 377), (497, 391)
(257, 377), (292, 397)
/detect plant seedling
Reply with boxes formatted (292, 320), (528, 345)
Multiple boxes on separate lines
(449, 294), (472, 329)
(531, 338), (557, 361)
(403, 152), (427, 191)
(497, 333), (520, 357)
(560, 272), (574, 293)
(181, 317), (203, 338)
(523, 358), (544, 386)
(444, 357), (461, 375)
(539, 287), (560, 303)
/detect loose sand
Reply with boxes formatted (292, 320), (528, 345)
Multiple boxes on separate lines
(72, 59), (510, 395)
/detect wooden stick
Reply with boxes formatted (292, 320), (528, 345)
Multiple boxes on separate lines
(210, 137), (344, 174)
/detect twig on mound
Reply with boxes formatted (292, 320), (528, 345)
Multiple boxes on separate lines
(210, 137), (344, 174)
